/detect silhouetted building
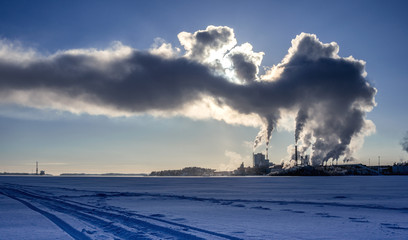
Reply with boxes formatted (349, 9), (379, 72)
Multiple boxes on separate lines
(234, 162), (246, 175)
(392, 164), (408, 174)
(300, 155), (310, 166)
(253, 153), (269, 167)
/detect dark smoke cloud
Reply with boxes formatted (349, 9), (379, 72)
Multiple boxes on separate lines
(402, 131), (408, 153)
(0, 52), (229, 112)
(0, 28), (377, 166)
(229, 53), (257, 83)
(226, 43), (264, 85)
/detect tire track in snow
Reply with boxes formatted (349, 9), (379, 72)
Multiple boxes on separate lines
(5, 183), (408, 212)
(62, 197), (244, 240)
(71, 191), (408, 212)
(0, 191), (90, 240)
(0, 186), (242, 240)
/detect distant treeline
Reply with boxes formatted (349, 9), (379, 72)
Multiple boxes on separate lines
(0, 172), (31, 175)
(60, 173), (148, 176)
(150, 167), (216, 176)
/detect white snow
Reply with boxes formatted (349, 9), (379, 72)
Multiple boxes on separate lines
(0, 176), (407, 239)
(0, 193), (73, 240)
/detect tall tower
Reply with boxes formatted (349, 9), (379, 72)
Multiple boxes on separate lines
(266, 146), (269, 160)
(295, 145), (298, 166)
(36, 161), (38, 175)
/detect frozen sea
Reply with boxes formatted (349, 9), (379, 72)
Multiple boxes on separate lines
(0, 176), (407, 240)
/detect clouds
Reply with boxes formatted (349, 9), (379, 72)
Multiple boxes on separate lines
(178, 26), (264, 85)
(178, 25), (237, 63)
(0, 26), (377, 166)
(0, 44), (220, 112)
(227, 43), (264, 83)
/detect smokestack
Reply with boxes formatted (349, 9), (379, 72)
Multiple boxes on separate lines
(266, 145), (269, 160)
(36, 161), (38, 175)
(295, 145), (298, 166)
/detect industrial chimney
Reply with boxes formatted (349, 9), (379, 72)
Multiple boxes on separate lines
(266, 146), (269, 160)
(295, 145), (298, 166)
(36, 161), (38, 175)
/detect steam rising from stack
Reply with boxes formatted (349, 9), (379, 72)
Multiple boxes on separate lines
(402, 131), (408, 153)
(295, 109), (308, 144)
(0, 26), (377, 166)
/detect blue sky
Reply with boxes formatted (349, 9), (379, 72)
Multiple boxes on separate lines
(0, 0), (407, 174)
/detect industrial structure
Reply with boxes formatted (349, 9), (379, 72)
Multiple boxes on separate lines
(293, 144), (310, 166)
(392, 163), (408, 174)
(295, 145), (298, 165)
(253, 143), (272, 168)
(253, 153), (270, 167)
(35, 161), (45, 175)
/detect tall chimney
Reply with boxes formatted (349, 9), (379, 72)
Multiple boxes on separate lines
(36, 161), (38, 175)
(266, 146), (269, 160)
(295, 145), (298, 166)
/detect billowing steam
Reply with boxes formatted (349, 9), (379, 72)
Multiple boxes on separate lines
(401, 131), (408, 153)
(0, 26), (377, 166)
(295, 109), (308, 143)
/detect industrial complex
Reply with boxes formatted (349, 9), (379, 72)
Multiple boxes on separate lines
(232, 140), (408, 176)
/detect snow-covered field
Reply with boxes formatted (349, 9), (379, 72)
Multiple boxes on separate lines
(0, 176), (407, 240)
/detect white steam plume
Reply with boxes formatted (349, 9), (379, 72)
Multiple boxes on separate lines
(0, 28), (377, 166)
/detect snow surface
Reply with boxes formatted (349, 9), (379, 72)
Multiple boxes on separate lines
(0, 176), (407, 239)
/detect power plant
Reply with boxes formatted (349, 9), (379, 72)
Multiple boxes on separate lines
(252, 133), (311, 169)
(241, 131), (406, 176)
(293, 144), (310, 166)
(253, 152), (270, 168)
(35, 161), (45, 175)
(253, 143), (272, 168)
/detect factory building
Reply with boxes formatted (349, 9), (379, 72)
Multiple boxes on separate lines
(392, 164), (408, 174)
(300, 155), (309, 166)
(293, 145), (310, 166)
(253, 153), (270, 168)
